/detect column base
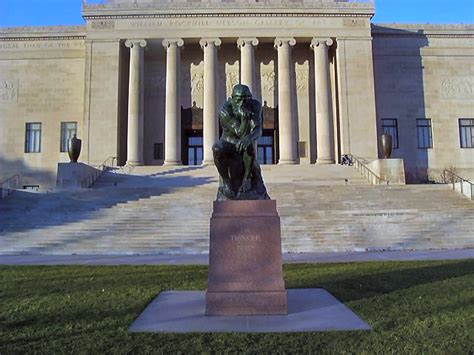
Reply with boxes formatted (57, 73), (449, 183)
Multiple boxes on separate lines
(163, 160), (182, 166)
(316, 159), (335, 165)
(278, 159), (298, 165)
(126, 160), (144, 166)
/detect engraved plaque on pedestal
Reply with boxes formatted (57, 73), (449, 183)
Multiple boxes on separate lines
(206, 200), (288, 316)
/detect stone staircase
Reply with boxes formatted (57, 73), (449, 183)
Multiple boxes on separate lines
(0, 165), (472, 255)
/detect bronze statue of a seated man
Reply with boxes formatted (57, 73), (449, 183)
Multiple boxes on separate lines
(213, 84), (270, 201)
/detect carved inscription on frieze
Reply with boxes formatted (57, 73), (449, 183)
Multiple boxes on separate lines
(0, 41), (85, 50)
(0, 79), (18, 103)
(441, 77), (473, 99)
(128, 17), (333, 30)
(91, 20), (115, 30)
(343, 18), (366, 27)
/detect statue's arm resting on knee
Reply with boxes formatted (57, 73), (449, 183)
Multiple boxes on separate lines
(239, 104), (263, 152)
(219, 106), (240, 140)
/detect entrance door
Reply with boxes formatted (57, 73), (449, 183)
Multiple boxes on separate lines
(183, 130), (203, 165)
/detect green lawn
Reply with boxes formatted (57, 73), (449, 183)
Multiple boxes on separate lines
(1, 260), (473, 354)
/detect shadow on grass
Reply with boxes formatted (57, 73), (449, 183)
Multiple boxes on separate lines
(284, 260), (474, 302)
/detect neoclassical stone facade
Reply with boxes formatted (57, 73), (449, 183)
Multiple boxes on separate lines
(0, 0), (473, 188)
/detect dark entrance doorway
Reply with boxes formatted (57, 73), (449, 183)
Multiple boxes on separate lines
(259, 101), (278, 164)
(182, 102), (204, 166)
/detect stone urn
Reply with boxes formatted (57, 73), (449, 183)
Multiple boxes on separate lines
(68, 134), (82, 163)
(380, 133), (393, 159)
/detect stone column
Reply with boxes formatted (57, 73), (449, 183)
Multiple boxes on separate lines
(200, 38), (222, 165)
(274, 38), (297, 164)
(311, 38), (335, 164)
(237, 37), (259, 95)
(125, 39), (147, 166)
(162, 38), (184, 165)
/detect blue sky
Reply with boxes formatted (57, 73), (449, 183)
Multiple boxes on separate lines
(0, 0), (473, 27)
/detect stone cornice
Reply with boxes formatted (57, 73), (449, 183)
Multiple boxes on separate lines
(0, 36), (86, 42)
(82, 0), (374, 19)
(0, 26), (86, 41)
(83, 12), (373, 20)
(83, 0), (374, 11)
(372, 24), (474, 38)
(0, 26), (86, 34)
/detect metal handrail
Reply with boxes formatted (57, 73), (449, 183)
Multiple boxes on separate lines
(80, 156), (118, 188)
(442, 169), (473, 200)
(348, 154), (390, 186)
(0, 174), (20, 199)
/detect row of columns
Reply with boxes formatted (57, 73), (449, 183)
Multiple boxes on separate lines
(125, 37), (335, 166)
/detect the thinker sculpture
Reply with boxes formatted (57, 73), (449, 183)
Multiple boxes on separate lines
(212, 84), (270, 201)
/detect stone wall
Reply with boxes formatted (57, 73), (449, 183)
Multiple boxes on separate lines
(0, 27), (86, 189)
(372, 24), (474, 181)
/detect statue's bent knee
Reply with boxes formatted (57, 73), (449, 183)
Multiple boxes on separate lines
(245, 144), (256, 156)
(212, 142), (223, 158)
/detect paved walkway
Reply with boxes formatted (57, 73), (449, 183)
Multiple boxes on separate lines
(1, 249), (472, 265)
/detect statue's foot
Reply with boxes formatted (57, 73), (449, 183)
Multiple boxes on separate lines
(238, 178), (252, 194)
(221, 182), (236, 199)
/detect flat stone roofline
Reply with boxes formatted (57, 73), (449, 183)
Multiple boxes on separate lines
(82, 0), (374, 17)
(372, 23), (474, 36)
(0, 26), (86, 40)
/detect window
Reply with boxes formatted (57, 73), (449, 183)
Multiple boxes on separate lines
(416, 119), (433, 149)
(459, 119), (474, 148)
(257, 134), (274, 165)
(25, 123), (41, 153)
(381, 119), (399, 149)
(187, 136), (203, 165)
(60, 122), (77, 152)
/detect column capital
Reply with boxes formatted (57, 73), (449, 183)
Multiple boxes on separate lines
(162, 38), (184, 49)
(274, 37), (296, 49)
(199, 38), (222, 49)
(125, 39), (147, 48)
(310, 38), (334, 49)
(237, 37), (259, 49)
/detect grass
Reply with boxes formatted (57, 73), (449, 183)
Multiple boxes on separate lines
(1, 260), (473, 354)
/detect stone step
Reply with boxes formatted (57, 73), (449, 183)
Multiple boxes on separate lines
(1, 165), (472, 254)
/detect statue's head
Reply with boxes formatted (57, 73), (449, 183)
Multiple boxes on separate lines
(232, 84), (252, 99)
(231, 84), (252, 110)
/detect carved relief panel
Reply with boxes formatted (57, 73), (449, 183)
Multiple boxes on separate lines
(260, 60), (277, 108)
(225, 62), (240, 98)
(0, 79), (18, 104)
(190, 62), (204, 108)
(441, 77), (473, 100)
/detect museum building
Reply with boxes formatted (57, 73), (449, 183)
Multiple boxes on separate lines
(0, 0), (473, 189)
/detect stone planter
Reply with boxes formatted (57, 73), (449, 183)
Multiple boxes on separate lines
(68, 134), (82, 163)
(380, 133), (393, 159)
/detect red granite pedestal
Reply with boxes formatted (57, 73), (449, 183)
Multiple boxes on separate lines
(206, 200), (288, 316)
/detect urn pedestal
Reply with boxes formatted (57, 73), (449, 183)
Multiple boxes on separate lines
(206, 200), (287, 316)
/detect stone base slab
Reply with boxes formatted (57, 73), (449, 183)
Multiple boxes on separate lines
(129, 289), (372, 333)
(206, 290), (288, 315)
